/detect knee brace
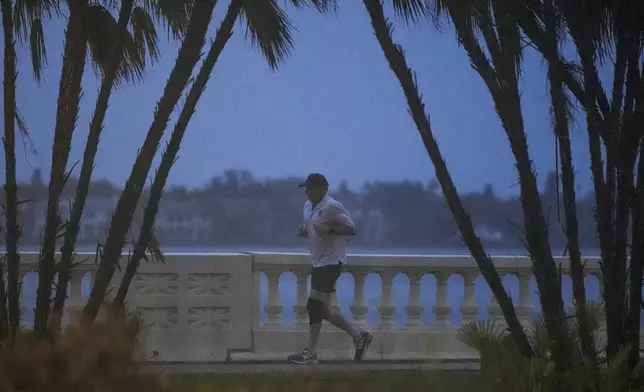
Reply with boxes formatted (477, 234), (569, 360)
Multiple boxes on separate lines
(306, 297), (325, 324)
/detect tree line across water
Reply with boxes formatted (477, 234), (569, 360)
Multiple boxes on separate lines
(1, 0), (644, 391)
(5, 168), (600, 250)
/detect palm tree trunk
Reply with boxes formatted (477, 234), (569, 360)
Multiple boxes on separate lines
(361, 0), (534, 358)
(50, 0), (135, 335)
(1, 0), (21, 340)
(451, 2), (570, 368)
(81, 0), (217, 326)
(629, 143), (644, 369)
(0, 258), (6, 340)
(543, 0), (596, 366)
(629, 150), (644, 362)
(34, 0), (89, 339)
(625, 60), (644, 369)
(518, 0), (641, 365)
(112, 0), (241, 312)
(548, 62), (596, 364)
(502, 96), (571, 369)
(572, 35), (626, 360)
(112, 0), (242, 313)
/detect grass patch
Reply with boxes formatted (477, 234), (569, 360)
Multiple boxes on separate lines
(168, 370), (482, 392)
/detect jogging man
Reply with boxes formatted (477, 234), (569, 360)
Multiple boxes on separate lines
(287, 173), (373, 364)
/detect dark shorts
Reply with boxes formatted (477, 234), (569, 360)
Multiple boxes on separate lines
(310, 263), (344, 294)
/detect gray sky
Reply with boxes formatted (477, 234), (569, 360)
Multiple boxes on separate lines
(6, 1), (595, 198)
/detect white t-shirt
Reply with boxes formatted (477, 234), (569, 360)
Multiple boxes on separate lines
(303, 195), (356, 268)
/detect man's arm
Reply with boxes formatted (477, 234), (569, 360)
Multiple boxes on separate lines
(319, 204), (356, 236)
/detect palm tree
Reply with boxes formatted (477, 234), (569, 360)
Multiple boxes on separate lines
(359, 0), (534, 358)
(111, 0), (334, 312)
(50, 0), (195, 336)
(433, 0), (575, 369)
(1, 0), (19, 342)
(34, 0), (174, 337)
(80, 0), (219, 325)
(34, 0), (92, 338)
(541, 0), (596, 367)
(513, 0), (644, 367)
(2, 0), (57, 340)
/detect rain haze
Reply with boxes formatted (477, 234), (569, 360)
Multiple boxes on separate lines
(2, 0), (626, 375)
(9, 2), (594, 198)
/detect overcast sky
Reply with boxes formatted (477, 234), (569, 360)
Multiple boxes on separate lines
(3, 1), (600, 198)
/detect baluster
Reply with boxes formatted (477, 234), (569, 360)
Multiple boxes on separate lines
(17, 270), (27, 327)
(488, 274), (505, 323)
(377, 270), (395, 329)
(65, 271), (85, 324)
(350, 270), (368, 327)
(516, 272), (533, 324)
(292, 269), (309, 328)
(433, 272), (451, 328)
(405, 271), (423, 328)
(460, 272), (478, 324)
(593, 273), (604, 302)
(70, 271), (83, 298)
(264, 270), (283, 328)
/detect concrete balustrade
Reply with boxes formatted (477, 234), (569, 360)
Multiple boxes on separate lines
(11, 252), (608, 362)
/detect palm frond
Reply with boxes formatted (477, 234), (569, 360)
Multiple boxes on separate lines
(528, 313), (552, 357)
(241, 0), (295, 70)
(28, 17), (46, 83)
(129, 6), (160, 65)
(15, 106), (37, 158)
(84, 4), (145, 86)
(142, 0), (196, 40)
(428, 0), (482, 29)
(286, 0), (337, 13)
(577, 300), (605, 333)
(392, 0), (429, 24)
(490, 2), (523, 77)
(556, 0), (610, 63)
(13, 0), (59, 40)
(456, 319), (508, 352)
(605, 344), (633, 384)
(13, 0), (59, 80)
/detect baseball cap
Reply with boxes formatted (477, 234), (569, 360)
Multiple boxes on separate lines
(298, 173), (329, 188)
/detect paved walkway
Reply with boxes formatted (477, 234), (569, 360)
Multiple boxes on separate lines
(141, 360), (480, 375)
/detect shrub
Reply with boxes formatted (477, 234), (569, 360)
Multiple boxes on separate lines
(456, 301), (644, 391)
(0, 309), (167, 392)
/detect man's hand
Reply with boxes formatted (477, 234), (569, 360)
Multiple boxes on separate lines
(297, 226), (308, 239)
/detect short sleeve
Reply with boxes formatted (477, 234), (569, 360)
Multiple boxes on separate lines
(324, 203), (356, 229)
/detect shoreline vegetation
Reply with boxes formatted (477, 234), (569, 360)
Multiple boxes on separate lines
(3, 169), (601, 251)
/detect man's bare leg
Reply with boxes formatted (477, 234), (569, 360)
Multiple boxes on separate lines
(322, 300), (374, 361)
(290, 290), (372, 364)
(323, 305), (362, 342)
(310, 290), (373, 361)
(308, 290), (360, 345)
(308, 321), (322, 352)
(288, 291), (329, 364)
